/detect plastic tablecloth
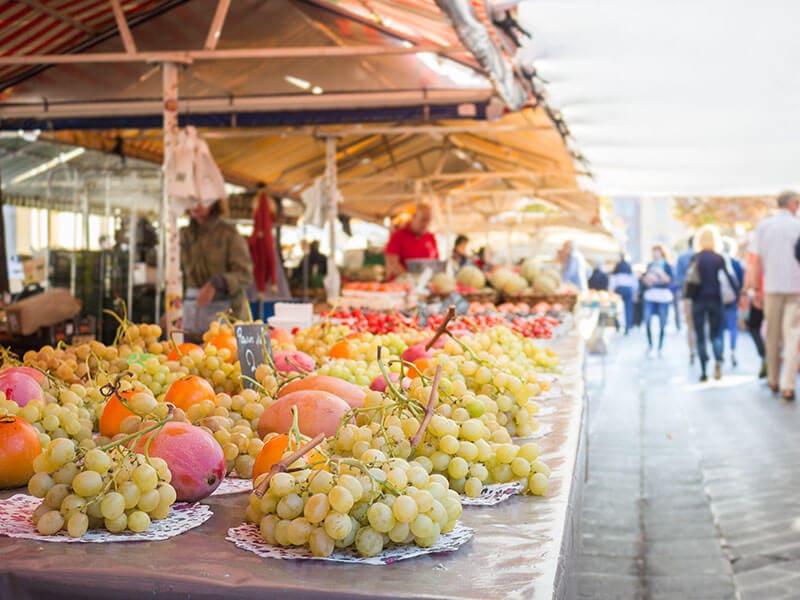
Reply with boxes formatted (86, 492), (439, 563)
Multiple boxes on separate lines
(0, 334), (586, 600)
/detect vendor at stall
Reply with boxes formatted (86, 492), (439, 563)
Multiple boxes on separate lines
(384, 203), (439, 279)
(180, 197), (254, 336)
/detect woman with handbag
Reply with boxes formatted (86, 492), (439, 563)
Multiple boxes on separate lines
(686, 225), (740, 381)
(642, 244), (674, 356)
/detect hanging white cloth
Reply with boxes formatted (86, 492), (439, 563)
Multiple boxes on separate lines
(166, 126), (227, 205)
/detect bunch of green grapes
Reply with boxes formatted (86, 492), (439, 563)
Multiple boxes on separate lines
(254, 364), (279, 397)
(125, 356), (188, 401)
(245, 453), (463, 558)
(178, 388), (269, 477)
(331, 389), (550, 498)
(315, 359), (387, 387)
(292, 323), (355, 361)
(0, 387), (97, 449)
(441, 326), (560, 374)
(27, 438), (177, 537)
(178, 346), (242, 395)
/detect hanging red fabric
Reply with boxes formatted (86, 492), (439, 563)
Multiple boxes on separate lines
(249, 190), (276, 293)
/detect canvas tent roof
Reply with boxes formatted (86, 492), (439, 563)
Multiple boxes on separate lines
(0, 0), (602, 233)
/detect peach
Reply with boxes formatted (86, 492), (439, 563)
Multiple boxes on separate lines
(273, 350), (315, 374)
(134, 422), (226, 502)
(278, 375), (366, 409)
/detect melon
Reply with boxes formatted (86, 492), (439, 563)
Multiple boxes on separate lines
(430, 273), (456, 295)
(501, 274), (528, 296)
(456, 265), (486, 289)
(533, 270), (561, 295)
(488, 267), (515, 291)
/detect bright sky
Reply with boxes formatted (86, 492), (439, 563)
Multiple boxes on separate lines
(519, 0), (800, 196)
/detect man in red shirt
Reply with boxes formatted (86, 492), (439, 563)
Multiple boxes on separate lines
(385, 204), (439, 279)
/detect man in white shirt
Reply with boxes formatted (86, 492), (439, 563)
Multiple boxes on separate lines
(750, 191), (800, 400)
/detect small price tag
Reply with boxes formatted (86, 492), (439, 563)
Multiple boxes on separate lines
(234, 324), (272, 390)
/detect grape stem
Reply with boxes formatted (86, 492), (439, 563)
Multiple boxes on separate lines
(424, 305), (456, 351)
(376, 346), (406, 403)
(410, 364), (441, 449)
(253, 432), (326, 497)
(97, 404), (175, 454)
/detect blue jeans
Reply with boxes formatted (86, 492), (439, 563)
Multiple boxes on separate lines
(724, 304), (738, 351)
(644, 301), (669, 349)
(693, 299), (723, 369)
(615, 286), (634, 334)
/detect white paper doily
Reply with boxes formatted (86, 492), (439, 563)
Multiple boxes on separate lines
(461, 481), (523, 506)
(537, 386), (566, 400)
(226, 521), (474, 565)
(211, 477), (252, 496)
(0, 494), (212, 543)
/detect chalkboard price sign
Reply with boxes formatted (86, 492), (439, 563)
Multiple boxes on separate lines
(234, 324), (273, 390)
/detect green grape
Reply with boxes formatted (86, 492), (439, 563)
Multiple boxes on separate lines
(137, 489), (160, 512)
(388, 521), (410, 543)
(127, 511), (151, 533)
(100, 492), (126, 520)
(464, 477), (483, 498)
(104, 514), (128, 533)
(132, 464), (158, 492)
(355, 526), (383, 557)
(366, 502), (395, 533)
(511, 457), (532, 478)
(269, 472), (295, 497)
(287, 517), (312, 546)
(259, 515), (279, 544)
(323, 512), (353, 541)
(528, 472), (549, 496)
(83, 449), (112, 474)
(120, 481), (141, 509)
(391, 495), (418, 523)
(66, 512), (89, 538)
(410, 514), (436, 539)
(44, 483), (71, 509)
(530, 460), (551, 477)
(328, 486), (354, 514)
(72, 471), (103, 497)
(28, 472), (54, 498)
(303, 493), (330, 524)
(308, 527), (335, 557)
(37, 510), (65, 535)
(276, 493), (304, 520)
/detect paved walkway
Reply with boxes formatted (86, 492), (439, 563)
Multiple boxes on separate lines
(578, 322), (800, 600)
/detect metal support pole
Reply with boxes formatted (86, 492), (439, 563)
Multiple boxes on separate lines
(155, 172), (165, 327)
(324, 137), (339, 299)
(128, 203), (135, 317)
(162, 62), (182, 340)
(70, 172), (78, 297)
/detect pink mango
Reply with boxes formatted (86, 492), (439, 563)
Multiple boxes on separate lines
(0, 372), (43, 408)
(273, 350), (315, 374)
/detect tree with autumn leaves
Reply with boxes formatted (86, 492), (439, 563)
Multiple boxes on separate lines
(673, 197), (774, 232)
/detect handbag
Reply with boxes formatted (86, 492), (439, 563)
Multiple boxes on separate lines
(719, 258), (739, 305)
(682, 257), (701, 300)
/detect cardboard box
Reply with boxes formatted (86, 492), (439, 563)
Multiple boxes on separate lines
(5, 288), (82, 336)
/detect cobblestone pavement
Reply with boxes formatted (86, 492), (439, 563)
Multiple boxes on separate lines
(577, 324), (800, 599)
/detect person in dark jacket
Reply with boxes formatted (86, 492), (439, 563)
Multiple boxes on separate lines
(611, 254), (637, 334)
(588, 261), (610, 291)
(689, 225), (739, 381)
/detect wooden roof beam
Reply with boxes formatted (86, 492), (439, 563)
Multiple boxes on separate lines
(109, 0), (137, 54)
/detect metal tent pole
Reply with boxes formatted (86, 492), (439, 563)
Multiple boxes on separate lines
(324, 137), (339, 299)
(162, 62), (182, 341)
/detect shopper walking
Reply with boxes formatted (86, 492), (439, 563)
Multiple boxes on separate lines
(588, 261), (610, 291)
(675, 236), (697, 363)
(721, 237), (744, 367)
(749, 191), (800, 400)
(687, 226), (739, 381)
(180, 198), (254, 337)
(743, 244), (767, 378)
(611, 254), (637, 335)
(641, 244), (674, 356)
(559, 240), (588, 291)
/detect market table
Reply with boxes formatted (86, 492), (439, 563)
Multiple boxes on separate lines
(0, 333), (586, 600)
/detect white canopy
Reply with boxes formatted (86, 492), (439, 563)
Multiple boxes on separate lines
(519, 0), (800, 196)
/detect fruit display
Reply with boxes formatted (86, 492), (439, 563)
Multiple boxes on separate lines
(0, 292), (575, 561)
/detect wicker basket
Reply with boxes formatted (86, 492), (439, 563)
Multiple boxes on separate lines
(428, 289), (500, 304)
(501, 292), (579, 312)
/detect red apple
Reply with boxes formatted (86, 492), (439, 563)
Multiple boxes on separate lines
(0, 372), (43, 408)
(134, 422), (225, 502)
